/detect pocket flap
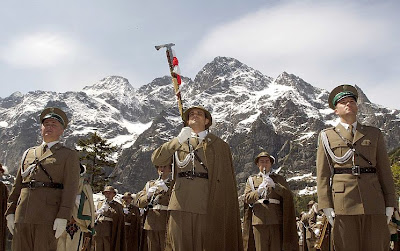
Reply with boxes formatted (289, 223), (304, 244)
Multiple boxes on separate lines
(333, 182), (345, 193)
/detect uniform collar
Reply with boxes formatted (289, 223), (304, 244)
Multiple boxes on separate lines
(42, 141), (59, 149)
(338, 121), (357, 135)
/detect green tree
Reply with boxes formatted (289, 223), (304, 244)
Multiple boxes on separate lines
(77, 132), (118, 193)
(390, 146), (400, 199)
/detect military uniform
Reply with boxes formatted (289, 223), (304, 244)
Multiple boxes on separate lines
(317, 84), (396, 251)
(94, 198), (125, 251)
(0, 166), (8, 251)
(6, 142), (80, 251)
(244, 172), (298, 251)
(137, 179), (172, 251)
(152, 133), (243, 250)
(123, 198), (141, 251)
(300, 204), (317, 251)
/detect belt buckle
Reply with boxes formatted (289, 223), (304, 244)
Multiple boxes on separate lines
(352, 165), (360, 176)
(28, 180), (36, 189)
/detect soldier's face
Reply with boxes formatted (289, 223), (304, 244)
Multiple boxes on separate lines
(123, 197), (132, 204)
(257, 157), (272, 173)
(187, 109), (209, 131)
(41, 118), (64, 143)
(157, 165), (172, 178)
(103, 191), (115, 200)
(334, 97), (358, 117)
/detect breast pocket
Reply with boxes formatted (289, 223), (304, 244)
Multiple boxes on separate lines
(330, 140), (349, 157)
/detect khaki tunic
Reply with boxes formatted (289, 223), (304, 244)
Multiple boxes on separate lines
(316, 123), (396, 251)
(243, 173), (298, 251)
(300, 210), (317, 251)
(94, 199), (125, 251)
(0, 181), (8, 251)
(6, 143), (80, 251)
(123, 204), (141, 251)
(152, 134), (243, 251)
(137, 179), (172, 251)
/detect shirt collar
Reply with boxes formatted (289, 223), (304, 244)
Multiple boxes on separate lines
(338, 121), (357, 134)
(191, 130), (208, 141)
(42, 141), (59, 149)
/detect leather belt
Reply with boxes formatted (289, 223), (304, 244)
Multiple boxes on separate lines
(21, 180), (64, 189)
(256, 198), (281, 205)
(334, 167), (376, 175)
(178, 171), (208, 179)
(150, 205), (168, 210)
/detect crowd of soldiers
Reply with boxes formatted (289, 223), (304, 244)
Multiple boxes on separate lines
(0, 84), (399, 251)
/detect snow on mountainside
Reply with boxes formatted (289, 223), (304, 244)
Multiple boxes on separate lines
(0, 57), (399, 195)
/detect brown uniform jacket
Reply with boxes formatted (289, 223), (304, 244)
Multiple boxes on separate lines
(95, 199), (125, 250)
(123, 203), (141, 251)
(301, 210), (317, 240)
(151, 134), (243, 251)
(137, 179), (172, 231)
(317, 123), (396, 215)
(243, 173), (299, 251)
(0, 181), (8, 251)
(6, 143), (80, 224)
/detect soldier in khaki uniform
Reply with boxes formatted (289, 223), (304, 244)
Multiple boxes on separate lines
(317, 84), (396, 251)
(136, 164), (172, 251)
(301, 201), (317, 251)
(0, 164), (9, 251)
(151, 106), (243, 251)
(243, 152), (298, 251)
(94, 186), (125, 251)
(122, 192), (141, 251)
(5, 107), (80, 251)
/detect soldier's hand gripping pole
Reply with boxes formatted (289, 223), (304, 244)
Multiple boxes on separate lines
(155, 43), (185, 122)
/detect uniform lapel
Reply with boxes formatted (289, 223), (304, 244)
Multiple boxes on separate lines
(353, 122), (365, 144)
(38, 143), (59, 162)
(335, 123), (353, 142)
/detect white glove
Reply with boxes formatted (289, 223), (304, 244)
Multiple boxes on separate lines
(75, 194), (81, 207)
(323, 208), (335, 226)
(155, 180), (168, 192)
(53, 218), (67, 239)
(257, 182), (267, 197)
(123, 207), (129, 214)
(96, 202), (110, 215)
(177, 127), (192, 144)
(386, 207), (394, 224)
(6, 214), (15, 235)
(314, 228), (320, 236)
(264, 176), (276, 188)
(147, 186), (158, 199)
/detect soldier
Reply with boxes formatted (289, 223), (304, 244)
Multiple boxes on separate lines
(243, 151), (298, 251)
(301, 201), (318, 251)
(317, 84), (396, 251)
(151, 106), (243, 251)
(5, 107), (80, 251)
(122, 192), (141, 251)
(1, 164), (9, 251)
(57, 164), (96, 251)
(94, 186), (125, 251)
(136, 164), (172, 251)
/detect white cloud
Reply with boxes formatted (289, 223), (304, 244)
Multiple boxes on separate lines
(188, 1), (400, 108)
(1, 32), (80, 68)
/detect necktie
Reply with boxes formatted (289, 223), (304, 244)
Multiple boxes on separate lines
(43, 144), (48, 153)
(349, 125), (354, 138)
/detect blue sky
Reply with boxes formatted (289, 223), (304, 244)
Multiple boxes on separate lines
(1, 0), (399, 109)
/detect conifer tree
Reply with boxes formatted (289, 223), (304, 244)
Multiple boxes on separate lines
(77, 132), (118, 193)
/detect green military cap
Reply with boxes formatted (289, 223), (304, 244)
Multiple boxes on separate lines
(40, 107), (69, 128)
(183, 106), (212, 129)
(328, 84), (358, 109)
(254, 151), (276, 165)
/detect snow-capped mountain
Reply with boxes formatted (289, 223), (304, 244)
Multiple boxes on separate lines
(0, 57), (399, 195)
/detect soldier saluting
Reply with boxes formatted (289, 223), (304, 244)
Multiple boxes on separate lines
(317, 84), (396, 251)
(151, 106), (243, 251)
(6, 107), (80, 251)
